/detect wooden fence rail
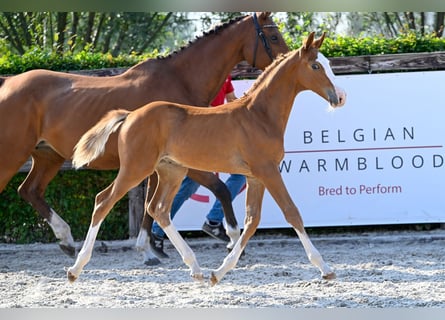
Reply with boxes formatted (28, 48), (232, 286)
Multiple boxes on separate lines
(15, 51), (445, 236)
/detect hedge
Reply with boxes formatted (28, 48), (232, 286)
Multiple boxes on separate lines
(0, 46), (159, 75)
(1, 32), (445, 75)
(1, 33), (445, 244)
(1, 170), (129, 244)
(320, 33), (445, 57)
(287, 31), (445, 56)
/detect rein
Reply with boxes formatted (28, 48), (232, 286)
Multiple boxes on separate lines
(252, 12), (278, 68)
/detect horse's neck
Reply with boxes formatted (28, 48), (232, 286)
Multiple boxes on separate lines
(172, 35), (247, 104)
(133, 29), (246, 106)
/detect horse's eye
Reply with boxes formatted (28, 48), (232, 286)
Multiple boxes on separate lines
(312, 63), (320, 70)
(270, 35), (278, 43)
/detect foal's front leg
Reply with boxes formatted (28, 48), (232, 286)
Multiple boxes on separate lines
(263, 168), (335, 279)
(149, 163), (204, 281)
(211, 177), (265, 285)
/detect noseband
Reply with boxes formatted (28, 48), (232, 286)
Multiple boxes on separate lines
(252, 12), (278, 69)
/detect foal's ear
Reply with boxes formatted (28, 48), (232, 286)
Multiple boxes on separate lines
(312, 32), (326, 49)
(302, 32), (315, 50)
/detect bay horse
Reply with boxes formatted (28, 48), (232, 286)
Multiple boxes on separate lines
(0, 12), (289, 262)
(67, 32), (346, 285)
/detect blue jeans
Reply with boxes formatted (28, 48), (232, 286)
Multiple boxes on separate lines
(151, 174), (246, 238)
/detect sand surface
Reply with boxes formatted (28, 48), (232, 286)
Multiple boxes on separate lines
(1, 228), (444, 308)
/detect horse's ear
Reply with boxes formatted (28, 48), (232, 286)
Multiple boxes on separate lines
(302, 32), (315, 50)
(257, 12), (271, 20)
(312, 32), (326, 49)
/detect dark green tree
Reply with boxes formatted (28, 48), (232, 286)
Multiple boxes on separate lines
(0, 12), (192, 56)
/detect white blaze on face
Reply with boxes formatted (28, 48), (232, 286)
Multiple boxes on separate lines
(317, 52), (346, 108)
(317, 52), (336, 82)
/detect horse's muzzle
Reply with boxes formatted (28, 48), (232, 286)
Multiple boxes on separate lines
(329, 86), (346, 108)
(328, 89), (339, 107)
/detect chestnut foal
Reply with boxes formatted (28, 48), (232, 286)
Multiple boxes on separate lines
(68, 32), (346, 285)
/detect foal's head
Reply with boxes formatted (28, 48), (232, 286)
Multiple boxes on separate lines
(297, 32), (345, 108)
(241, 12), (289, 70)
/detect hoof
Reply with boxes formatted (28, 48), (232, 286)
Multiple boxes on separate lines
(191, 273), (204, 282)
(322, 272), (336, 280)
(152, 250), (169, 260)
(209, 272), (218, 286)
(96, 242), (108, 253)
(66, 269), (78, 283)
(59, 243), (76, 258)
(144, 257), (161, 266)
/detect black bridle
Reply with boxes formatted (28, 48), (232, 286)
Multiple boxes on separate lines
(252, 12), (278, 69)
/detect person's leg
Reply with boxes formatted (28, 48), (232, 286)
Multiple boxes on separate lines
(151, 176), (200, 238)
(206, 174), (246, 223)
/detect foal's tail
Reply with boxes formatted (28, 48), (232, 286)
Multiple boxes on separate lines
(72, 109), (130, 169)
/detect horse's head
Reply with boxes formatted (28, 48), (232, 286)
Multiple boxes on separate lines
(298, 32), (346, 108)
(242, 12), (289, 70)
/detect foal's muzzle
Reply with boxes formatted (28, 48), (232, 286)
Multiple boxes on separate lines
(328, 89), (339, 107)
(328, 86), (347, 108)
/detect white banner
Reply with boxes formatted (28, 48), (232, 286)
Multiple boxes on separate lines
(173, 71), (445, 230)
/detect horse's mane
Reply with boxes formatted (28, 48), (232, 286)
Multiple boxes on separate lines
(158, 15), (248, 60)
(242, 50), (295, 97)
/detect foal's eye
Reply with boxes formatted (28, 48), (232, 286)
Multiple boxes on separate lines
(312, 63), (320, 70)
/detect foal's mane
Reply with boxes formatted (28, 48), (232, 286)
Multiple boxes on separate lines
(242, 50), (294, 97)
(158, 15), (248, 60)
(242, 40), (322, 99)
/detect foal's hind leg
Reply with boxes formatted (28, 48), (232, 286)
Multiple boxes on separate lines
(67, 168), (149, 282)
(149, 163), (203, 281)
(260, 167), (335, 280)
(18, 147), (76, 257)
